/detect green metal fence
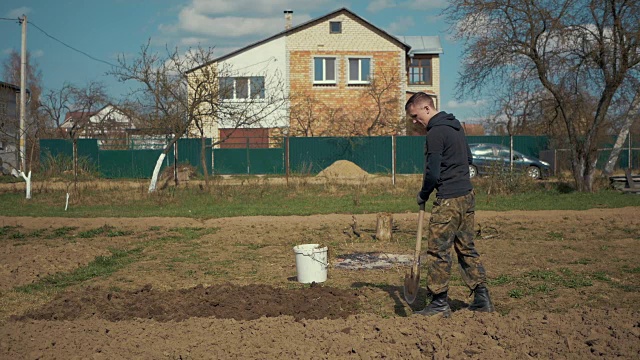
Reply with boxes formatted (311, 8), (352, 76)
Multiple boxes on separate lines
(288, 137), (392, 174)
(39, 138), (211, 179)
(40, 135), (562, 178)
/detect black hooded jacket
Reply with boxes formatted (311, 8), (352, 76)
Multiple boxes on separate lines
(418, 111), (473, 200)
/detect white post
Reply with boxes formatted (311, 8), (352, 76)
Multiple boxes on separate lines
(19, 15), (27, 172)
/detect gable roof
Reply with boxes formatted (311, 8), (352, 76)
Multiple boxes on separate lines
(61, 104), (133, 129)
(187, 7), (412, 74)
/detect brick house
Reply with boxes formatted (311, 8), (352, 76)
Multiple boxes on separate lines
(187, 7), (442, 146)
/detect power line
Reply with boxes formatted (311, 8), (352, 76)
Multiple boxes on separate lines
(28, 20), (119, 68)
(0, 17), (20, 21)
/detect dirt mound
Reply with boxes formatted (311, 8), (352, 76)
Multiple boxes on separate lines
(317, 160), (369, 179)
(13, 283), (361, 322)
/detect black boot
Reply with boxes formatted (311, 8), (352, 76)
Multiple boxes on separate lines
(469, 284), (494, 312)
(415, 291), (451, 317)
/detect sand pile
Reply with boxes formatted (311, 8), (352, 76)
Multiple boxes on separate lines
(317, 160), (370, 179)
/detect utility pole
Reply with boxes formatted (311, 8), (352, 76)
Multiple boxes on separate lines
(19, 15), (27, 172)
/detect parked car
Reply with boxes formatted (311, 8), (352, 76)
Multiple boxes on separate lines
(468, 143), (550, 179)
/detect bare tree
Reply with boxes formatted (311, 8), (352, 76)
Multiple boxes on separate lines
(38, 82), (74, 132)
(289, 68), (403, 137)
(63, 81), (109, 188)
(289, 92), (326, 137)
(443, 0), (640, 191)
(110, 41), (287, 191)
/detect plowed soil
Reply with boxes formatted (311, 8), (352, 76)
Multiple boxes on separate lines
(1, 207), (639, 359)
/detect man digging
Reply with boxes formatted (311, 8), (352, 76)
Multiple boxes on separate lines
(405, 92), (494, 317)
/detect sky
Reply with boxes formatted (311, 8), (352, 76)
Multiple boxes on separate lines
(0, 0), (486, 121)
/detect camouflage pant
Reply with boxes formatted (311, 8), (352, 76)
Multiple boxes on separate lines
(424, 191), (486, 294)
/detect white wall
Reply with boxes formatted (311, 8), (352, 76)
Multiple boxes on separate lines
(217, 36), (289, 129)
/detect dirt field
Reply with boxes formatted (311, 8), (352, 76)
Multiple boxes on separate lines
(0, 207), (639, 359)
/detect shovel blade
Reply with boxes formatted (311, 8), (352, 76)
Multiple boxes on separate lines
(403, 268), (420, 304)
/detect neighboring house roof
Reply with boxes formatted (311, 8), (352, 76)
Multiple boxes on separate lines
(396, 36), (443, 55)
(0, 81), (31, 94)
(187, 7), (412, 74)
(60, 104), (134, 130)
(60, 109), (99, 129)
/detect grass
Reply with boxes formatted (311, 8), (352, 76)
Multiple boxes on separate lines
(15, 247), (143, 293)
(10, 225), (218, 295)
(0, 179), (637, 218)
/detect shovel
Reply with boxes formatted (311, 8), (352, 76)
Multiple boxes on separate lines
(403, 202), (425, 305)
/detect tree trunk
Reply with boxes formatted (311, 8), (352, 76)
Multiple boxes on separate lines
(201, 135), (209, 189)
(603, 121), (634, 176)
(571, 150), (598, 192)
(375, 213), (393, 242)
(149, 136), (179, 193)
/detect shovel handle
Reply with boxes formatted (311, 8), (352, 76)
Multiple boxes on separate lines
(413, 203), (426, 273)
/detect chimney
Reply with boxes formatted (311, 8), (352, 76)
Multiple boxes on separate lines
(284, 10), (293, 30)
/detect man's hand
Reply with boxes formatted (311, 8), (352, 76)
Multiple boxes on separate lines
(416, 192), (427, 205)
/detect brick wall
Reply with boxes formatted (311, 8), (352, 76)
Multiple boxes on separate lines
(287, 12), (407, 136)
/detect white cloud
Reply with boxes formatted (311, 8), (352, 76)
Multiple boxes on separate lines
(179, 37), (210, 47)
(367, 0), (397, 13)
(7, 7), (31, 18)
(160, 0), (323, 47)
(32, 49), (44, 58)
(2, 48), (14, 55)
(386, 16), (414, 34)
(178, 9), (286, 38)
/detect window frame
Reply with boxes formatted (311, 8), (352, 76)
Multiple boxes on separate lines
(329, 21), (342, 34)
(408, 55), (433, 85)
(219, 76), (266, 100)
(347, 57), (372, 85)
(313, 56), (337, 85)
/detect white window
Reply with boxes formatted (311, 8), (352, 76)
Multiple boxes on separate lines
(219, 76), (266, 99)
(313, 57), (337, 84)
(348, 57), (371, 84)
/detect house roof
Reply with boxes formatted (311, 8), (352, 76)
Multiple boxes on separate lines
(396, 36), (443, 55)
(61, 104), (133, 129)
(0, 81), (31, 94)
(187, 7), (412, 74)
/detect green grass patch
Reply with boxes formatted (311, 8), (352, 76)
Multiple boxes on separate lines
(622, 266), (640, 274)
(488, 274), (515, 286)
(48, 226), (78, 238)
(78, 225), (112, 238)
(10, 232), (26, 239)
(15, 247), (142, 293)
(0, 183), (637, 218)
(508, 288), (524, 298)
(0, 225), (20, 236)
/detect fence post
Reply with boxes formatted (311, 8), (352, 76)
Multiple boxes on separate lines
(285, 136), (290, 185)
(246, 137), (250, 174)
(392, 135), (396, 186)
(629, 132), (632, 169)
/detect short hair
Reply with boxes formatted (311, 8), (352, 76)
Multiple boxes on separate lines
(405, 92), (435, 112)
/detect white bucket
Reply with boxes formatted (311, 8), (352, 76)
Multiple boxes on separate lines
(293, 244), (328, 283)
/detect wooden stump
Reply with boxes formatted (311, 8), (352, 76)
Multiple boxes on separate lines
(375, 213), (393, 241)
